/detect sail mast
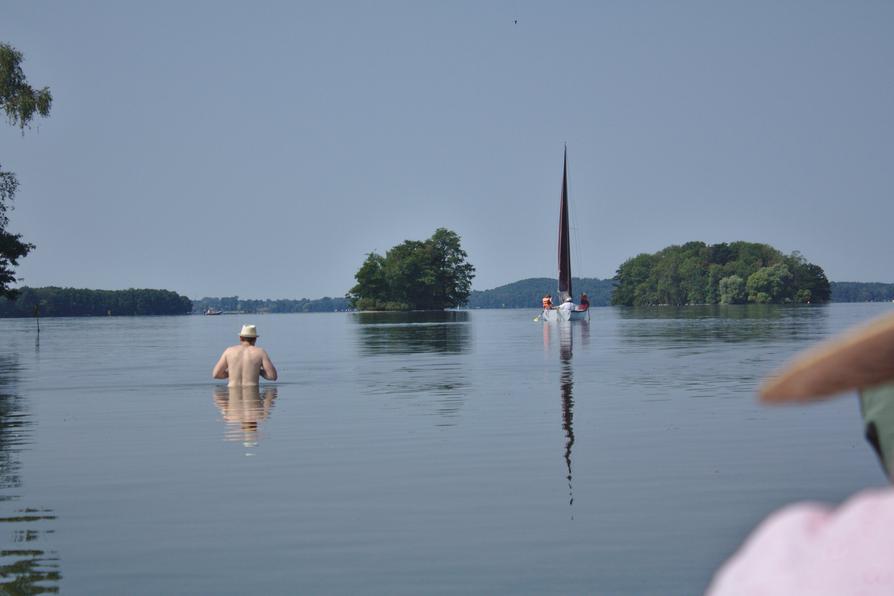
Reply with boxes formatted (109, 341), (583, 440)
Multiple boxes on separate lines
(557, 146), (572, 301)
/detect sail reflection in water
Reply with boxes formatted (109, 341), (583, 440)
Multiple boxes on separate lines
(546, 321), (589, 509)
(213, 386), (278, 448)
(0, 354), (61, 592)
(352, 311), (471, 424)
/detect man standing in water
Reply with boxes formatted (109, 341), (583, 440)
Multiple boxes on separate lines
(212, 324), (278, 386)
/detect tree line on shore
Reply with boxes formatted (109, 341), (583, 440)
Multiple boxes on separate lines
(1, 278), (889, 319)
(192, 296), (350, 314)
(0, 287), (192, 317)
(829, 282), (894, 303)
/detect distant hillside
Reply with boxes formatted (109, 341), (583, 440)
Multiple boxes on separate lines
(467, 278), (615, 309)
(830, 282), (894, 303)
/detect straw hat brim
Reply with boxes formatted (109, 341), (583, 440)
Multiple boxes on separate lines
(760, 311), (894, 403)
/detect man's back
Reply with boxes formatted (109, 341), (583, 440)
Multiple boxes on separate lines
(213, 341), (277, 387)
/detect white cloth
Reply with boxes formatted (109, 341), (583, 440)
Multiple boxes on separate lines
(558, 301), (574, 314)
(707, 487), (894, 595)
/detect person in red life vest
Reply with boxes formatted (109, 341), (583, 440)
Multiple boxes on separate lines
(577, 293), (590, 311)
(542, 294), (553, 310)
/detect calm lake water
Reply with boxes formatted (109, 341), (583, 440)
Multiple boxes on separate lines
(2, 303), (892, 594)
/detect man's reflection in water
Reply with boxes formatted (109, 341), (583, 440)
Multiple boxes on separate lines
(558, 322), (575, 509)
(212, 386), (278, 448)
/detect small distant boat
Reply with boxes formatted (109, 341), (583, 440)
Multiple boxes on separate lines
(541, 148), (589, 323)
(204, 308), (223, 316)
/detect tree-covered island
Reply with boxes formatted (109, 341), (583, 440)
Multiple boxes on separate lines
(348, 228), (475, 311)
(612, 241), (830, 306)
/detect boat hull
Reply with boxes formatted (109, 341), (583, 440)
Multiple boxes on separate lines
(541, 309), (589, 322)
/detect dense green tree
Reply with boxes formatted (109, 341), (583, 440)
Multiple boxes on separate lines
(1, 43), (52, 130)
(611, 253), (656, 306)
(783, 251), (831, 303)
(612, 241), (830, 306)
(348, 228), (475, 311)
(0, 166), (33, 298)
(746, 264), (793, 304)
(719, 275), (747, 304)
(421, 228), (476, 310)
(351, 253), (387, 309)
(0, 43), (51, 299)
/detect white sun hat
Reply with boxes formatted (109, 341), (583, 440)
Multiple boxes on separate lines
(239, 324), (258, 338)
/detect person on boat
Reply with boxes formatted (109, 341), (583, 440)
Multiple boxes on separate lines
(212, 324), (278, 387)
(542, 294), (554, 310)
(707, 311), (894, 595)
(557, 296), (575, 315)
(577, 293), (590, 311)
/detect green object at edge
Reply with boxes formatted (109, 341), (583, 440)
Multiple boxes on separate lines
(860, 381), (894, 481)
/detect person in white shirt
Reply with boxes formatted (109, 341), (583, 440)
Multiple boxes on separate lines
(557, 296), (575, 315)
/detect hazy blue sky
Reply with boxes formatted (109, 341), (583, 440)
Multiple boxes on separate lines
(2, 1), (892, 299)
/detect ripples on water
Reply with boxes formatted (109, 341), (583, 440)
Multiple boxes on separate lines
(0, 304), (891, 594)
(0, 351), (60, 594)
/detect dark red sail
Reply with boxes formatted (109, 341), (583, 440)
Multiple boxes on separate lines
(557, 147), (572, 300)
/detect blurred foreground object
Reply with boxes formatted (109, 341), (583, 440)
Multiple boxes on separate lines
(707, 488), (894, 595)
(709, 310), (894, 595)
(760, 311), (894, 402)
(860, 382), (894, 478)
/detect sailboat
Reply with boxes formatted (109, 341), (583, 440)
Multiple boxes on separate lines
(542, 148), (589, 322)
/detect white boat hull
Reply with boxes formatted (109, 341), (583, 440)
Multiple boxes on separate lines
(541, 308), (589, 322)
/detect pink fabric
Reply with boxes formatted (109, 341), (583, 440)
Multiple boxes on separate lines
(707, 488), (894, 595)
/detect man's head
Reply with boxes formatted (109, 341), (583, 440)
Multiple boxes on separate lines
(239, 324), (258, 345)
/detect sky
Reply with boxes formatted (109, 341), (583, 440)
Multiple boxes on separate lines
(2, 1), (892, 300)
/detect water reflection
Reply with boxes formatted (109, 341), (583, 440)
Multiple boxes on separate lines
(0, 354), (61, 593)
(617, 304), (830, 346)
(352, 312), (470, 424)
(213, 386), (278, 448)
(558, 323), (575, 508)
(353, 311), (471, 355)
(545, 322), (580, 509)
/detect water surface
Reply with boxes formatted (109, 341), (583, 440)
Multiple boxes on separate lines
(1, 303), (891, 594)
